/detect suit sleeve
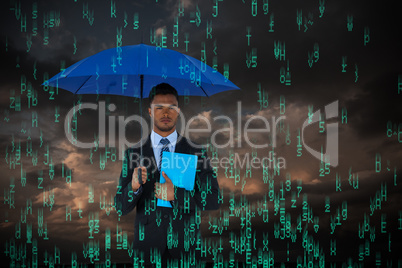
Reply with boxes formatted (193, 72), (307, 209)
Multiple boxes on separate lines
(114, 149), (142, 216)
(173, 149), (221, 211)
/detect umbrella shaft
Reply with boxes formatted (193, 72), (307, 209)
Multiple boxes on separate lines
(140, 74), (144, 166)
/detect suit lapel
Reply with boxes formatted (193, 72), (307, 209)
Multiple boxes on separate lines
(142, 135), (155, 160)
(140, 136), (158, 181)
(174, 133), (187, 154)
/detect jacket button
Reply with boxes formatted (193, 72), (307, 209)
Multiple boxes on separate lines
(164, 215), (168, 219)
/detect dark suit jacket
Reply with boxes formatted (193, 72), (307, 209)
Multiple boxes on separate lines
(115, 133), (220, 265)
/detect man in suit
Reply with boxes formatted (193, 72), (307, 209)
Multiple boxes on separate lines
(115, 83), (221, 267)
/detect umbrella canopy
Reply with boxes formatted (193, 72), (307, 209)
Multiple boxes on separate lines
(45, 44), (239, 98)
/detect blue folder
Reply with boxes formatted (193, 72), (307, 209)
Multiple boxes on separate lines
(157, 151), (198, 207)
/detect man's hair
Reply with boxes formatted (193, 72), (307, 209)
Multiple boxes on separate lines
(148, 83), (179, 105)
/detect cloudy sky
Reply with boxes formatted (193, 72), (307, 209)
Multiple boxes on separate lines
(1, 0), (401, 266)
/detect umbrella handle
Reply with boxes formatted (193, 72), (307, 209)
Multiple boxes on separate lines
(138, 168), (143, 185)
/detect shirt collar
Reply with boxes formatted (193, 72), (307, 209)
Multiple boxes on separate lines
(151, 130), (177, 148)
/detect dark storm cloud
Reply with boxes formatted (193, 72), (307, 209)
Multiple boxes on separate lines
(185, 0), (402, 114)
(24, 163), (71, 188)
(346, 72), (402, 139)
(0, 39), (86, 115)
(299, 168), (401, 206)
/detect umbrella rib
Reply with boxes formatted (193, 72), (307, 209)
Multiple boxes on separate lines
(182, 55), (215, 96)
(200, 85), (209, 98)
(74, 76), (92, 95)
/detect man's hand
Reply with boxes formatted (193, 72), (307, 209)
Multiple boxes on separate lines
(132, 166), (147, 192)
(154, 171), (175, 201)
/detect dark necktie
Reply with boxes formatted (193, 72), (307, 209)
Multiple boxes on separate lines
(159, 138), (170, 173)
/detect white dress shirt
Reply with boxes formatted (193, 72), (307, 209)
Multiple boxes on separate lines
(150, 129), (178, 170)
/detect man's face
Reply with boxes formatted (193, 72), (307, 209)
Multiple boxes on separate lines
(148, 94), (180, 135)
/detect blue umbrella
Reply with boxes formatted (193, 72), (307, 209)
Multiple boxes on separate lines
(45, 44), (239, 98)
(45, 44), (240, 183)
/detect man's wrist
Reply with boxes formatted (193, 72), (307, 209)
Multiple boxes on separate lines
(131, 182), (137, 192)
(131, 183), (142, 194)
